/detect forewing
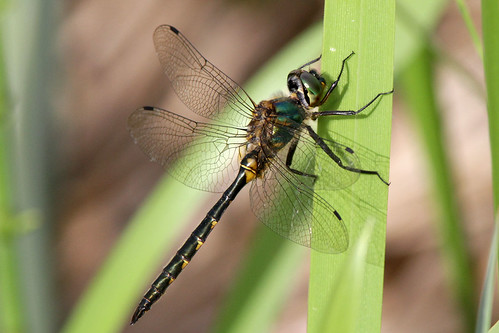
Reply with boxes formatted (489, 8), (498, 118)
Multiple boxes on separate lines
(128, 107), (247, 192)
(153, 25), (255, 127)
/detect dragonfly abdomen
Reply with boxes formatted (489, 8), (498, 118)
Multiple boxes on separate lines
(131, 155), (257, 324)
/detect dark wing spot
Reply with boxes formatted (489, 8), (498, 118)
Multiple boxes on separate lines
(170, 26), (179, 34)
(345, 147), (354, 154)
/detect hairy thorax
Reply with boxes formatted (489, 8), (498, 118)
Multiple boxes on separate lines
(243, 97), (306, 177)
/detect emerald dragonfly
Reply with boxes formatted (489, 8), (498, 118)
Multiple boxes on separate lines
(128, 25), (391, 324)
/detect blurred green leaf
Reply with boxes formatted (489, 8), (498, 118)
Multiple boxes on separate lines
(395, 0), (448, 71)
(482, 0), (499, 212)
(454, 0), (483, 59)
(1, 1), (59, 332)
(475, 214), (497, 333)
(400, 45), (476, 332)
(482, 0), (499, 331)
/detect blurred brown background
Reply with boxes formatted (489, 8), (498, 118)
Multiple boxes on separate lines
(51, 0), (492, 332)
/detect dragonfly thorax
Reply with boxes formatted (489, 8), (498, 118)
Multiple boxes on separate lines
(244, 96), (307, 177)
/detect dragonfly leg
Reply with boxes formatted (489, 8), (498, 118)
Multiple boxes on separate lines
(312, 90), (393, 119)
(285, 138), (318, 181)
(298, 55), (322, 69)
(304, 125), (389, 185)
(315, 51), (356, 107)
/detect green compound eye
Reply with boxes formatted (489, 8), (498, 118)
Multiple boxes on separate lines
(300, 71), (322, 96)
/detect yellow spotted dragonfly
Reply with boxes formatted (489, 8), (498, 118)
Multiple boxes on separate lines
(128, 25), (391, 324)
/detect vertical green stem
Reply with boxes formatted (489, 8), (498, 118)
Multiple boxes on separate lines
(2, 1), (60, 332)
(0, 6), (26, 332)
(308, 1), (395, 332)
(400, 47), (476, 331)
(0, 224), (26, 333)
(482, 0), (499, 212)
(482, 5), (499, 331)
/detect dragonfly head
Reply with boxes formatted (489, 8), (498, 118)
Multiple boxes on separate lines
(287, 69), (326, 108)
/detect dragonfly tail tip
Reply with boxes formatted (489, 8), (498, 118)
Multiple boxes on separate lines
(130, 307), (146, 325)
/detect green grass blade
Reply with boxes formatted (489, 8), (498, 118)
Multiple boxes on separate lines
(308, 1), (395, 332)
(395, 0), (449, 71)
(490, 321), (499, 333)
(482, 1), (499, 331)
(0, 7), (26, 332)
(0, 229), (24, 333)
(475, 214), (498, 333)
(2, 1), (59, 332)
(315, 220), (375, 332)
(482, 0), (499, 212)
(454, 0), (483, 59)
(396, 0), (479, 330)
(400, 46), (476, 331)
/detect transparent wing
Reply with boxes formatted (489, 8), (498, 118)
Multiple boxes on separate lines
(317, 129), (390, 189)
(128, 106), (247, 192)
(288, 131), (361, 191)
(250, 142), (349, 253)
(249, 122), (389, 253)
(153, 25), (255, 127)
(281, 122), (391, 190)
(315, 129), (389, 266)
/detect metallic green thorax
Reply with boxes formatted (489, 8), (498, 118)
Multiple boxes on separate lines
(273, 97), (306, 125)
(271, 97), (306, 147)
(245, 95), (307, 176)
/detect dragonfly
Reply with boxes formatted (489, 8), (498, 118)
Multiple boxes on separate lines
(128, 24), (392, 324)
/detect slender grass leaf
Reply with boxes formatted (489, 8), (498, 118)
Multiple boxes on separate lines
(308, 1), (395, 332)
(316, 220), (375, 332)
(475, 214), (498, 333)
(454, 0), (483, 59)
(482, 0), (499, 212)
(400, 46), (476, 331)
